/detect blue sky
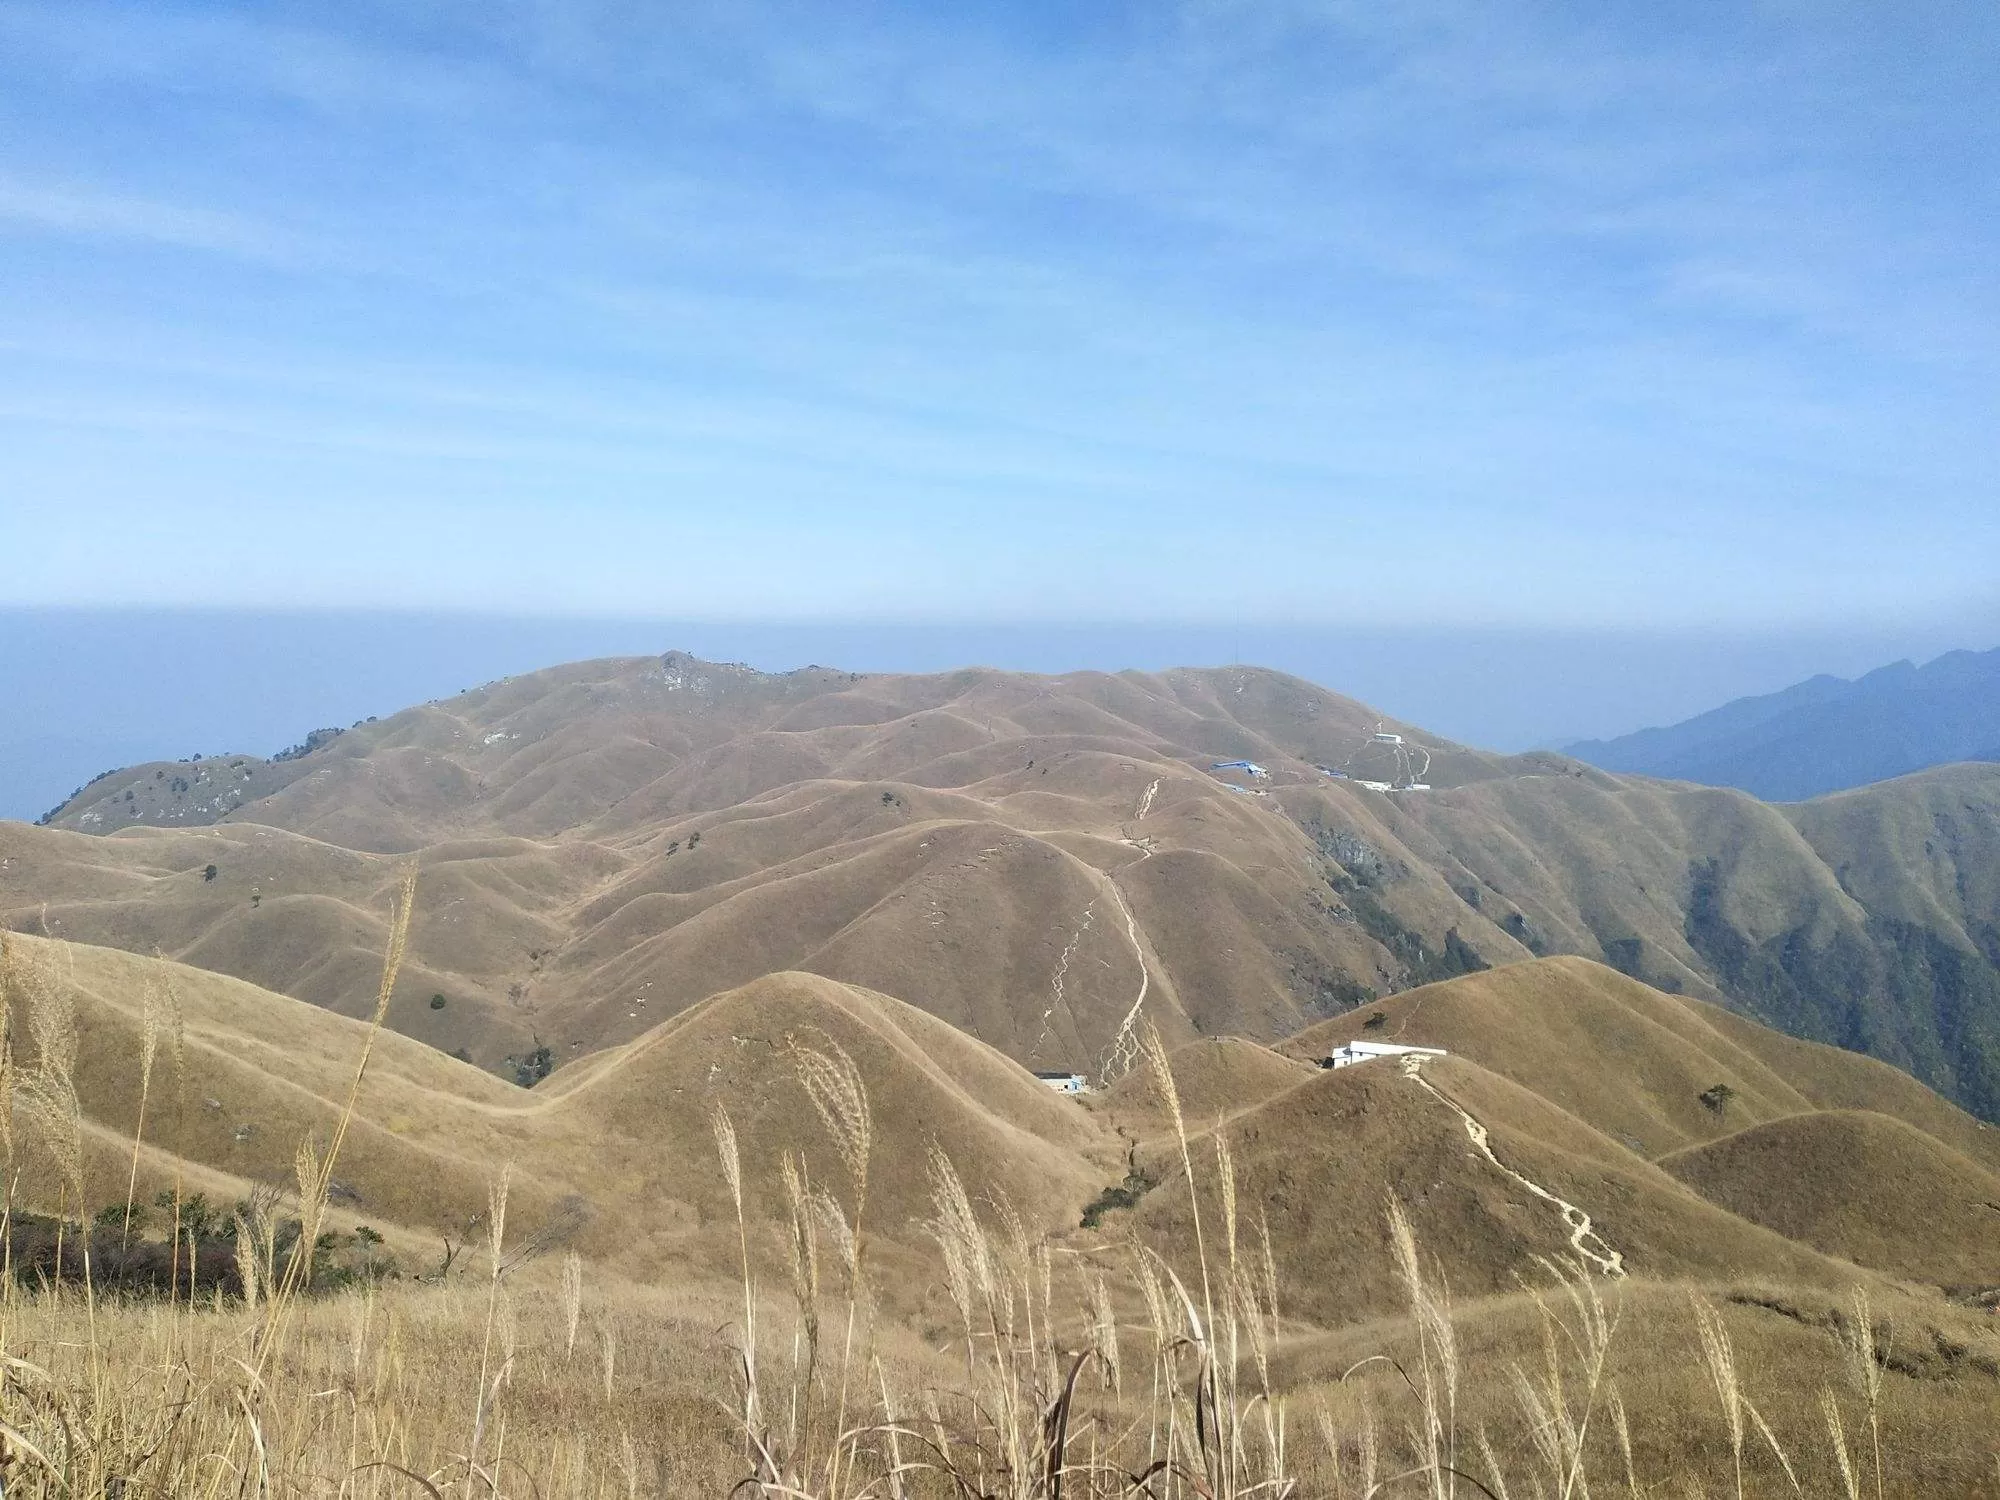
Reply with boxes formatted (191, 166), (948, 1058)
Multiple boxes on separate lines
(2, 1), (1997, 630)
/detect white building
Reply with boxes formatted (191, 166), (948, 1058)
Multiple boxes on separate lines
(1320, 1040), (1447, 1070)
(1034, 1071), (1088, 1094)
(1211, 759), (1270, 779)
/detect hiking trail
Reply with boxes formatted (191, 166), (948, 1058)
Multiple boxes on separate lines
(1094, 878), (1153, 1086)
(1135, 777), (1161, 821)
(1033, 900), (1097, 1062)
(1402, 1055), (1626, 1278)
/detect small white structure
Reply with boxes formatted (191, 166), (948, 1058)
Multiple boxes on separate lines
(1340, 723), (1432, 792)
(1212, 759), (1270, 780)
(1320, 1040), (1447, 1070)
(1035, 1071), (1088, 1095)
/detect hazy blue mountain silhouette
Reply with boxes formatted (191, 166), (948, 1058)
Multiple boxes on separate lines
(1568, 647), (2000, 800)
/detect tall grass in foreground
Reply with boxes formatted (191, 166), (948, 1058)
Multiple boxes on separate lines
(0, 870), (422, 1494)
(0, 911), (1994, 1494)
(701, 1021), (1989, 1499)
(707, 1020), (1299, 1499)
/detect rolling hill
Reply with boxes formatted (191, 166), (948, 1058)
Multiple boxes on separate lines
(4, 931), (1117, 1292)
(15, 930), (1994, 1319)
(8, 651), (1999, 1122)
(8, 916), (1998, 1495)
(1659, 1111), (2000, 1287)
(1567, 644), (2000, 800)
(1105, 957), (2000, 1315)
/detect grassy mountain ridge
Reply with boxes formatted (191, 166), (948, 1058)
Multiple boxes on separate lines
(10, 651), (2000, 1119)
(1659, 1110), (2000, 1286)
(1363, 761), (2000, 1119)
(14, 931), (1997, 1303)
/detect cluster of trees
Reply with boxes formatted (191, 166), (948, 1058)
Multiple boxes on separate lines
(7, 1189), (395, 1299)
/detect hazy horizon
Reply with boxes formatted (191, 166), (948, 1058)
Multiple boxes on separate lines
(5, 604), (1993, 822)
(5, 5), (1997, 818)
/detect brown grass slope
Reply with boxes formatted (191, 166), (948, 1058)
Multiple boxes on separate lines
(1278, 1277), (2000, 1500)
(5, 933), (541, 1257)
(16, 926), (2000, 1374)
(4, 934), (1119, 1289)
(1688, 997), (2000, 1172)
(18, 652), (2000, 1122)
(1285, 956), (2000, 1172)
(10, 739), (1418, 1071)
(1384, 762), (2000, 1117)
(0, 820), (602, 1068)
(554, 815), (1178, 1065)
(1784, 762), (2000, 946)
(1092, 1034), (1318, 1135)
(1659, 1109), (2000, 1286)
(532, 969), (1119, 1286)
(42, 655), (1518, 850)
(1105, 1051), (1859, 1326)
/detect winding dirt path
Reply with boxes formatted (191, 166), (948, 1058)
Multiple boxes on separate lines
(1135, 777), (1161, 821)
(1401, 1055), (1626, 1278)
(1094, 878), (1153, 1085)
(1034, 900), (1097, 1062)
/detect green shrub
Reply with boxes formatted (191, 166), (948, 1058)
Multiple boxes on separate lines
(513, 1044), (555, 1088)
(1079, 1169), (1155, 1228)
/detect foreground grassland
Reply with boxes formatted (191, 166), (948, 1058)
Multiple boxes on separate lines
(2, 1250), (1996, 1497)
(1, 882), (1996, 1495)
(3, 1131), (1998, 1497)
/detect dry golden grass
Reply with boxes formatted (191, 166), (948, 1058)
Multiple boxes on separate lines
(0, 1270), (752, 1495)
(1093, 1035), (1317, 1138)
(1660, 1109), (2000, 1285)
(1285, 1273), (2000, 1498)
(0, 663), (1950, 1041)
(3, 889), (1999, 1494)
(6, 994), (1997, 1498)
(7, 1238), (1998, 1497)
(11, 654), (2000, 1155)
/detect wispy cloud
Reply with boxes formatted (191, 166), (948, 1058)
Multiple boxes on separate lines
(0, 1), (497, 117)
(0, 177), (305, 262)
(0, 0), (1994, 625)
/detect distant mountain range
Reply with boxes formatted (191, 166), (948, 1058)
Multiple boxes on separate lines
(1567, 646), (2000, 801)
(8, 651), (2000, 1123)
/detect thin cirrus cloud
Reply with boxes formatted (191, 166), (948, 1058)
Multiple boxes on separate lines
(0, 0), (1994, 630)
(0, 177), (304, 264)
